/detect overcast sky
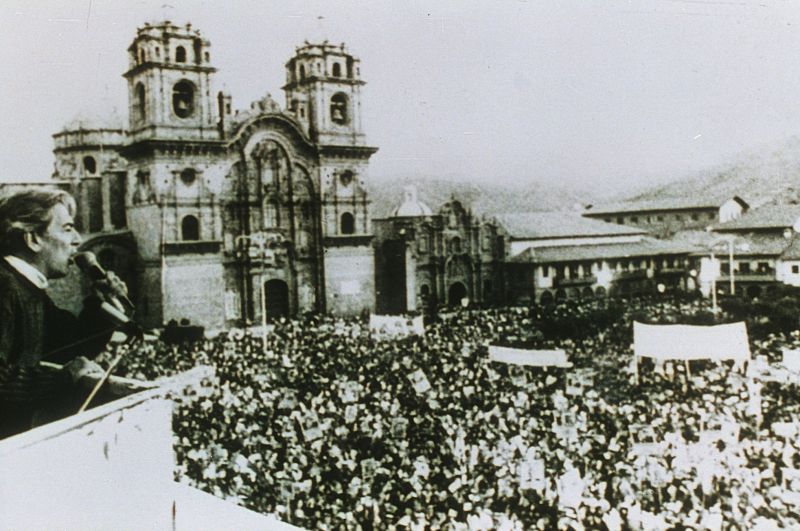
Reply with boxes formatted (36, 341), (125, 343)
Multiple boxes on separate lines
(1, 0), (799, 193)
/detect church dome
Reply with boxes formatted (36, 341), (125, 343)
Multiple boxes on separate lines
(60, 107), (126, 132)
(393, 185), (432, 217)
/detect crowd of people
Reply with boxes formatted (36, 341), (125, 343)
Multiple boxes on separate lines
(98, 296), (800, 530)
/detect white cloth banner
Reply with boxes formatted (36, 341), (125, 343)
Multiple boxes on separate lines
(782, 349), (800, 372)
(488, 346), (571, 367)
(633, 321), (750, 362)
(369, 314), (425, 338)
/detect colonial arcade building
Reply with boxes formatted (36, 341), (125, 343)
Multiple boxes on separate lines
(50, 21), (377, 329)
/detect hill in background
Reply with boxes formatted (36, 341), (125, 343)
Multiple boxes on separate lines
(625, 136), (800, 209)
(367, 176), (596, 219)
(369, 135), (800, 220)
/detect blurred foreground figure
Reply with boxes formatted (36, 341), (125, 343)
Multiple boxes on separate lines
(0, 188), (119, 438)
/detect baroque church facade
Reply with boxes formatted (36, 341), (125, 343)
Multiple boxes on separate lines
(50, 22), (378, 329)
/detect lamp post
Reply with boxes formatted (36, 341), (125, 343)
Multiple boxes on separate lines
(709, 235), (750, 300)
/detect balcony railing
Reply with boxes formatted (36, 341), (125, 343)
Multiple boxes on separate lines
(0, 364), (297, 530)
(718, 272), (776, 282)
(553, 275), (596, 287)
(616, 269), (648, 280)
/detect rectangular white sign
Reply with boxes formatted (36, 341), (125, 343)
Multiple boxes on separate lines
(633, 321), (750, 362)
(488, 345), (571, 367)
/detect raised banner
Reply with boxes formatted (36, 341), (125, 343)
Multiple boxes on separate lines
(488, 345), (571, 367)
(782, 349), (800, 372)
(633, 321), (750, 362)
(369, 314), (425, 338)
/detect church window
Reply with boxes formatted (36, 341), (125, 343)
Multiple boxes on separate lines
(181, 215), (200, 241)
(418, 235), (428, 253)
(175, 46), (187, 63)
(155, 47), (160, 58)
(793, 265), (799, 274)
(264, 200), (278, 228)
(138, 48), (146, 63)
(330, 93), (348, 124)
(205, 52), (210, 63)
(450, 237), (462, 254)
(180, 168), (197, 186)
(172, 80), (195, 118)
(193, 40), (202, 64)
(83, 156), (97, 175)
(332, 62), (341, 77)
(135, 83), (146, 121)
(340, 212), (355, 235)
(347, 57), (354, 79)
(301, 202), (311, 221)
(339, 170), (354, 187)
(299, 64), (306, 80)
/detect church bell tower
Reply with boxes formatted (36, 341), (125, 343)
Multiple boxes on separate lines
(123, 21), (218, 142)
(282, 42), (367, 146)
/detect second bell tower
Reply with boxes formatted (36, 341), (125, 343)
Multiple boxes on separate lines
(282, 42), (366, 146)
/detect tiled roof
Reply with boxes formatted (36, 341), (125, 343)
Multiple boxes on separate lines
(689, 234), (792, 257)
(584, 195), (746, 216)
(494, 212), (645, 240)
(713, 204), (800, 231)
(509, 239), (700, 263)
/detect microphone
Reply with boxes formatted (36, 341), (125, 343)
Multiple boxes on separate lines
(72, 251), (135, 312)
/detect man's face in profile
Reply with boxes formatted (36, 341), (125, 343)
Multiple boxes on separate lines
(36, 203), (81, 279)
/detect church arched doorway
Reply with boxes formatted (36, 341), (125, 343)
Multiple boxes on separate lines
(264, 279), (289, 321)
(448, 282), (468, 307)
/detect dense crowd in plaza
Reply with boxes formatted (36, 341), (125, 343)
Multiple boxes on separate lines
(100, 296), (800, 530)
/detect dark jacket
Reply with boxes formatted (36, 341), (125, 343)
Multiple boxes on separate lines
(0, 259), (115, 438)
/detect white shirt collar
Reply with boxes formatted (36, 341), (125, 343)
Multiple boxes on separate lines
(4, 255), (48, 289)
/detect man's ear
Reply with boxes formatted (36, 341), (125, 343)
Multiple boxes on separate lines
(23, 231), (42, 253)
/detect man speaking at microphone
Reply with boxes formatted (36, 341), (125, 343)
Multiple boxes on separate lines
(0, 187), (128, 438)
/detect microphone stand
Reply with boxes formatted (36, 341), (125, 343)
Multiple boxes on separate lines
(78, 327), (144, 414)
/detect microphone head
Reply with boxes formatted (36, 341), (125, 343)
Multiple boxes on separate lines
(72, 251), (104, 280)
(72, 251), (97, 270)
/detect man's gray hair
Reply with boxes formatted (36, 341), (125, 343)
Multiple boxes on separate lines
(0, 187), (77, 255)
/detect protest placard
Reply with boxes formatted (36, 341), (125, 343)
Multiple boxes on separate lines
(339, 380), (361, 404)
(408, 369), (432, 394)
(488, 345), (572, 367)
(369, 314), (425, 338)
